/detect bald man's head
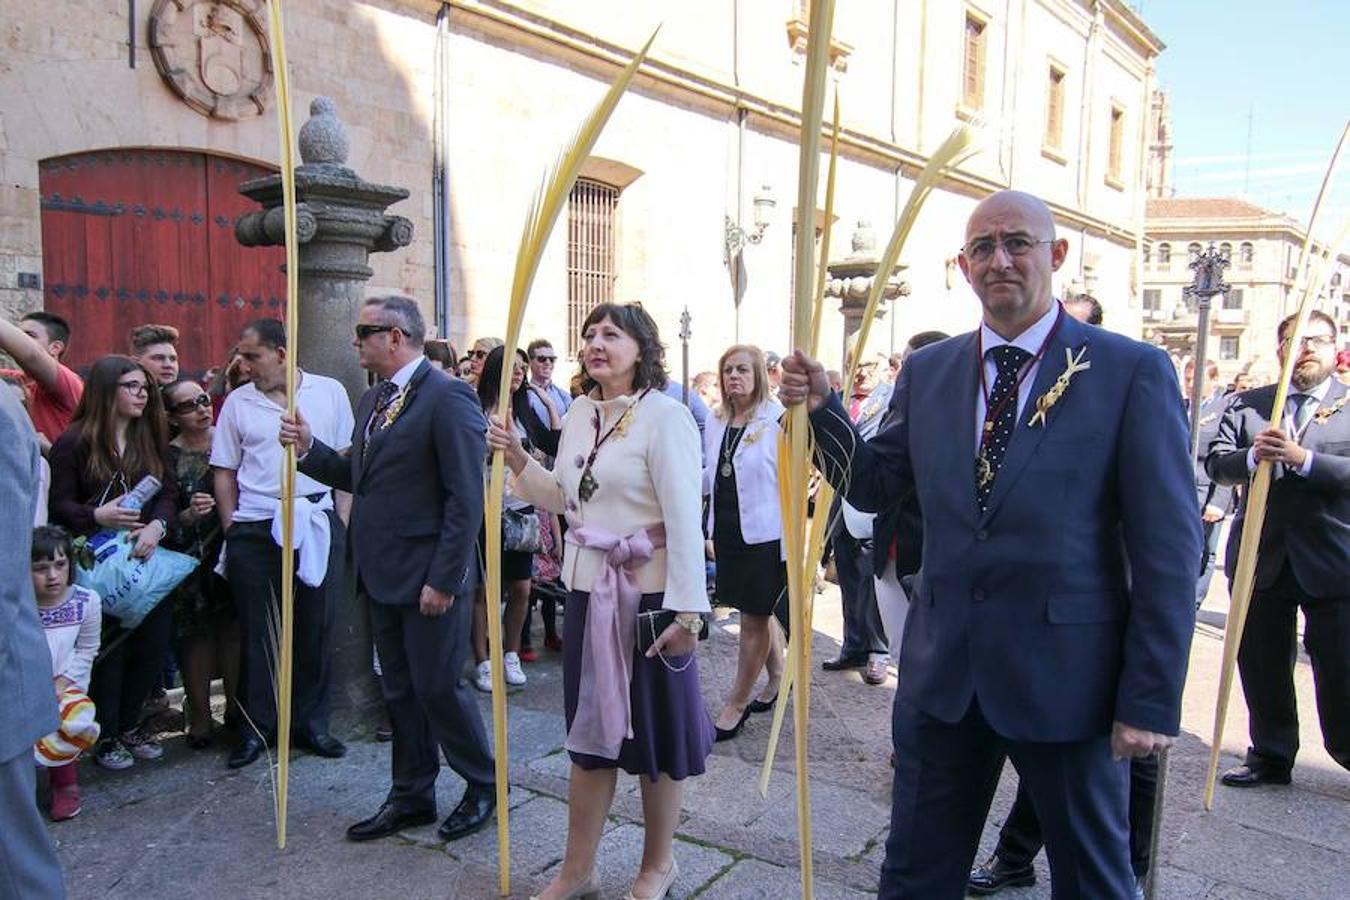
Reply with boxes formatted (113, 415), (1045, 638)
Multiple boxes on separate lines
(958, 189), (1069, 339)
(965, 190), (1058, 242)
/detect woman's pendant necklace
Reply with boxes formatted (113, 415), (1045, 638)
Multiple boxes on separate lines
(578, 465), (600, 502)
(720, 420), (745, 479)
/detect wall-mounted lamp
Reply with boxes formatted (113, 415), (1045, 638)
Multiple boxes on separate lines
(724, 185), (776, 263)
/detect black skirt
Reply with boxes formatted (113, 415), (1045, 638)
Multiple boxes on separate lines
(715, 539), (788, 631)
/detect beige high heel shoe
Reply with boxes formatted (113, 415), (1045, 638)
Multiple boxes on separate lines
(624, 859), (678, 900)
(530, 872), (599, 900)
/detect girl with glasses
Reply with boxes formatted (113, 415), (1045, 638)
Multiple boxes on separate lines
(48, 356), (177, 771)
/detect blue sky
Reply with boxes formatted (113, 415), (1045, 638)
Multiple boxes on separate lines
(1137, 1), (1349, 226)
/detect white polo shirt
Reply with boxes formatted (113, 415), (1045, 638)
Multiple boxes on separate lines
(211, 372), (355, 523)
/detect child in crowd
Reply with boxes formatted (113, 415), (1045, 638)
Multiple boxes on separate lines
(32, 525), (102, 820)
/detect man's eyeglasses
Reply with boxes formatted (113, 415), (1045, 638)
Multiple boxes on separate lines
(532, 354), (557, 363)
(117, 380), (149, 397)
(1287, 334), (1336, 351)
(169, 394), (212, 415)
(962, 235), (1054, 263)
(355, 324), (400, 341)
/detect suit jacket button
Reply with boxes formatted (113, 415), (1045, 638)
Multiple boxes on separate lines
(973, 589), (986, 602)
(975, 529), (989, 541)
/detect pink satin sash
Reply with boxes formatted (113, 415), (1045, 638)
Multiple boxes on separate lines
(563, 517), (666, 759)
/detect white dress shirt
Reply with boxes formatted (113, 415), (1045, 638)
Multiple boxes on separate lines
(974, 301), (1062, 454)
(212, 373), (355, 522)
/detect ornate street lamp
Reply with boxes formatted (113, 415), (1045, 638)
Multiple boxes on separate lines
(679, 307), (692, 407)
(1145, 240), (1230, 900)
(1185, 242), (1231, 456)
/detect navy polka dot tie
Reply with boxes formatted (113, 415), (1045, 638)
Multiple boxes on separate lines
(976, 345), (1033, 511)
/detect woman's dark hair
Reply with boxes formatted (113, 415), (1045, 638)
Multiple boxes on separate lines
(425, 339), (458, 370)
(477, 346), (557, 455)
(578, 302), (668, 395)
(32, 525), (74, 565)
(69, 355), (167, 484)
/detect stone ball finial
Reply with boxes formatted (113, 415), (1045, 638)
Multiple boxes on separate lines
(851, 219), (875, 255)
(299, 96), (350, 167)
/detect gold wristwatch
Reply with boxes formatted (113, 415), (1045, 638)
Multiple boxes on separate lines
(674, 613), (703, 634)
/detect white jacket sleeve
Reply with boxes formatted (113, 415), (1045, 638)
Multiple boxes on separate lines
(648, 405), (710, 612)
(65, 593), (102, 692)
(511, 456), (567, 514)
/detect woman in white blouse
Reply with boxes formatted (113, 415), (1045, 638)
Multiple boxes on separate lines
(702, 346), (787, 742)
(488, 303), (712, 900)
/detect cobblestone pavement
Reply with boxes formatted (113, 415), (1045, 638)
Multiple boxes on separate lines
(49, 575), (1348, 899)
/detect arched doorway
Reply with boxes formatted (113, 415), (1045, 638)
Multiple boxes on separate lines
(37, 149), (286, 378)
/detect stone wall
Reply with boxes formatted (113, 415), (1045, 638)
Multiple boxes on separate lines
(1, 0), (1160, 376)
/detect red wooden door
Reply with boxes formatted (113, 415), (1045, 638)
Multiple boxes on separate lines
(37, 149), (286, 378)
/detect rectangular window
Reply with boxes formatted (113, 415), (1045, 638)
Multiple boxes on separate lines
(962, 14), (986, 111)
(1219, 335), (1240, 361)
(1223, 288), (1244, 310)
(566, 179), (619, 357)
(1142, 288), (1162, 312)
(1107, 105), (1125, 183)
(1045, 65), (1065, 150)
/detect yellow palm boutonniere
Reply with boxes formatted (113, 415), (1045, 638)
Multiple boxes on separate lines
(1029, 346), (1091, 428)
(612, 399), (640, 438)
(1314, 394), (1348, 425)
(381, 388), (413, 431)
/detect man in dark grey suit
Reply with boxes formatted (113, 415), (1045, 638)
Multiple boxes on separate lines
(0, 387), (64, 899)
(1206, 310), (1350, 787)
(281, 295), (496, 843)
(1185, 358), (1234, 608)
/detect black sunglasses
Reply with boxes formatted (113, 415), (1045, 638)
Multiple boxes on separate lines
(355, 324), (400, 340)
(532, 354), (557, 362)
(169, 394), (212, 415)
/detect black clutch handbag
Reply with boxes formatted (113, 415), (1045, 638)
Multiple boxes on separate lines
(636, 610), (709, 656)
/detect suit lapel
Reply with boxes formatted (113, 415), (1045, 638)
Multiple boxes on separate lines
(979, 315), (1085, 524)
(1308, 379), (1349, 437)
(936, 332), (980, 521)
(352, 386), (378, 490)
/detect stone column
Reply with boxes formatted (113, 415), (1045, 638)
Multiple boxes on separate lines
(234, 97), (413, 733)
(236, 96), (413, 401)
(825, 221), (907, 364)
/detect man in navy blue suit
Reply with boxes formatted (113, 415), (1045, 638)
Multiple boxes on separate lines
(780, 190), (1200, 899)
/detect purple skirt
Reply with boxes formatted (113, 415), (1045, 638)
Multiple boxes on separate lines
(563, 591), (715, 781)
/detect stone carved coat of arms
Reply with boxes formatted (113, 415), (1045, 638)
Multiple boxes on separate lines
(148, 0), (272, 120)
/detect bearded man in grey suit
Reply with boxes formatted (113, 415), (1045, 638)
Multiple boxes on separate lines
(0, 386), (64, 899)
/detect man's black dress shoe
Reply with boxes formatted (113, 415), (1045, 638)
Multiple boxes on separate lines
(347, 801), (437, 842)
(968, 854), (1036, 895)
(295, 731), (347, 758)
(227, 733), (267, 769)
(437, 790), (496, 841)
(821, 653), (867, 671)
(1220, 762), (1291, 787)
